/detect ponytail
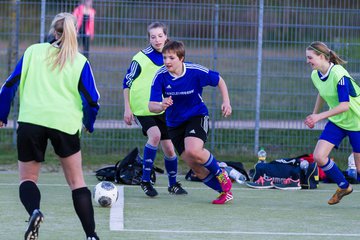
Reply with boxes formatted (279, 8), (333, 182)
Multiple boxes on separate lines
(329, 50), (347, 65)
(307, 41), (347, 65)
(48, 13), (79, 70)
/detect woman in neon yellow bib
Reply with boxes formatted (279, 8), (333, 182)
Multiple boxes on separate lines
(122, 22), (186, 197)
(305, 41), (360, 205)
(0, 13), (100, 239)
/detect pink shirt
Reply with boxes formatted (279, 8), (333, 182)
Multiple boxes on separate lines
(73, 4), (96, 39)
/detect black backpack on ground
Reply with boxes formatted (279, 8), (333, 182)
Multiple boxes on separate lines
(95, 148), (163, 185)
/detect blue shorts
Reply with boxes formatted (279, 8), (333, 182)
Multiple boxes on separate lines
(320, 121), (360, 152)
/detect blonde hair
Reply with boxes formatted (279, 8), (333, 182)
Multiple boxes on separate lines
(307, 41), (347, 65)
(48, 12), (79, 70)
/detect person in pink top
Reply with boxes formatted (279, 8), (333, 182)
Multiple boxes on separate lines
(73, 0), (96, 59)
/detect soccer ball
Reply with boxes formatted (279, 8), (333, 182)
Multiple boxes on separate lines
(93, 181), (118, 207)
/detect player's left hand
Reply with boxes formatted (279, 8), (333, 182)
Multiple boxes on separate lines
(0, 121), (4, 128)
(221, 102), (232, 117)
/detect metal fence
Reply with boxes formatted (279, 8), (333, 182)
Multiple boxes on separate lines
(1, 0), (360, 160)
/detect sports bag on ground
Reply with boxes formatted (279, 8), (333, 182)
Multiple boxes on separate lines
(249, 154), (319, 189)
(95, 148), (163, 185)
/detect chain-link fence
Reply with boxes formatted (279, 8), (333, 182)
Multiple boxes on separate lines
(1, 0), (360, 161)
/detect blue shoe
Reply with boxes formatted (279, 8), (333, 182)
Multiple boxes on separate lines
(24, 209), (44, 240)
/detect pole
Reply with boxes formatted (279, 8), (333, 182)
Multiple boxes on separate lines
(254, 0), (264, 155)
(210, 4), (219, 151)
(10, 0), (20, 145)
(40, 0), (46, 43)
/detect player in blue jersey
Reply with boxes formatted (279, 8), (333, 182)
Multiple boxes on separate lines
(149, 40), (233, 204)
(123, 22), (186, 197)
(305, 41), (360, 204)
(0, 13), (100, 239)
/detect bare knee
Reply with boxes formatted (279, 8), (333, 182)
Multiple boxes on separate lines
(18, 161), (41, 183)
(182, 149), (203, 164)
(161, 140), (176, 157)
(313, 153), (329, 166)
(148, 134), (161, 146)
(147, 127), (161, 146)
(60, 152), (86, 190)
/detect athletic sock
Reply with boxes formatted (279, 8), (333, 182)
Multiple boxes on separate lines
(202, 154), (222, 176)
(321, 158), (349, 189)
(19, 180), (41, 216)
(164, 155), (178, 187)
(142, 143), (157, 182)
(72, 187), (97, 238)
(202, 173), (223, 193)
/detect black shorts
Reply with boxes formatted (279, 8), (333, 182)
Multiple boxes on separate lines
(17, 122), (81, 162)
(134, 114), (170, 140)
(168, 115), (209, 155)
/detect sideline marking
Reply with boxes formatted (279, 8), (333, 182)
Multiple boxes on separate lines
(0, 182), (358, 193)
(120, 229), (360, 237)
(110, 186), (124, 231)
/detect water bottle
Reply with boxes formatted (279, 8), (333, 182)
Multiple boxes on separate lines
(347, 153), (357, 180)
(225, 166), (247, 184)
(257, 147), (267, 163)
(300, 160), (309, 174)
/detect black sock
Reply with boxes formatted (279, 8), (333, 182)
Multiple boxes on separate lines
(19, 181), (41, 216)
(72, 187), (97, 238)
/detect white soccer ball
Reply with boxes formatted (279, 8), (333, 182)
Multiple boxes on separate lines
(93, 181), (119, 207)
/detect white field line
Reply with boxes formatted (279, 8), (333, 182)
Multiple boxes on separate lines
(110, 186), (124, 231)
(120, 229), (360, 237)
(0, 182), (358, 193)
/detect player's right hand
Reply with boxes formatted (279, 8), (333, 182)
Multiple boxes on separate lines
(161, 96), (173, 110)
(0, 121), (3, 128)
(123, 111), (134, 125)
